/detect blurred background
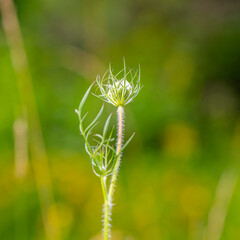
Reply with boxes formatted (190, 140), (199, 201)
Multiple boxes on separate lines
(0, 0), (240, 239)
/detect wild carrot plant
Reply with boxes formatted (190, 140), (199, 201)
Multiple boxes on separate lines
(75, 61), (141, 240)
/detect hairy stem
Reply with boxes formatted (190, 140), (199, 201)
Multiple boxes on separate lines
(103, 201), (110, 240)
(102, 106), (124, 239)
(109, 106), (124, 197)
(100, 176), (110, 240)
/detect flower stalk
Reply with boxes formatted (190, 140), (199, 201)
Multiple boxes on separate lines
(108, 106), (124, 205)
(100, 176), (110, 240)
(102, 106), (124, 239)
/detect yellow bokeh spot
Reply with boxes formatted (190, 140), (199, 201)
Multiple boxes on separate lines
(180, 185), (210, 219)
(163, 123), (198, 159)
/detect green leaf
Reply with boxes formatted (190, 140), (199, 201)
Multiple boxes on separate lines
(86, 121), (100, 140)
(92, 138), (102, 145)
(105, 144), (116, 153)
(85, 143), (92, 156)
(109, 133), (135, 171)
(109, 155), (118, 172)
(78, 83), (94, 117)
(103, 113), (112, 138)
(85, 104), (104, 133)
(120, 132), (135, 153)
(81, 112), (88, 122)
(104, 138), (114, 143)
(94, 134), (103, 140)
(79, 123), (84, 135)
(91, 160), (102, 177)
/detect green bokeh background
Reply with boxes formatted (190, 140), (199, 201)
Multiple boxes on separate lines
(1, 0), (240, 239)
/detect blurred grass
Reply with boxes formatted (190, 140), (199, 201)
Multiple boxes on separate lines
(0, 0), (240, 239)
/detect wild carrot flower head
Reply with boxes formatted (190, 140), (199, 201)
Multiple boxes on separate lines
(95, 61), (142, 107)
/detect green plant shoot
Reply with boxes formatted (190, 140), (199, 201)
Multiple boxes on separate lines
(75, 60), (142, 240)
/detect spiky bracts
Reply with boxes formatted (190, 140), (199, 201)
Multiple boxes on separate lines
(94, 61), (142, 107)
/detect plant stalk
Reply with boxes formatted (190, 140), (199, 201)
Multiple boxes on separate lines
(109, 106), (124, 198)
(102, 106), (124, 240)
(100, 176), (110, 240)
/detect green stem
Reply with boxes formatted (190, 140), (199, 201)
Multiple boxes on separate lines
(100, 176), (110, 240)
(102, 106), (124, 240)
(103, 201), (110, 240)
(109, 106), (124, 198)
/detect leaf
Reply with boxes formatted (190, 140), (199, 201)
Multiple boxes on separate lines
(104, 138), (115, 143)
(78, 83), (94, 117)
(86, 121), (100, 140)
(92, 138), (102, 145)
(103, 113), (112, 138)
(120, 132), (135, 153)
(79, 123), (84, 135)
(81, 112), (88, 122)
(85, 142), (92, 156)
(105, 144), (116, 153)
(94, 134), (103, 140)
(108, 133), (135, 171)
(109, 154), (118, 172)
(106, 149), (116, 168)
(91, 160), (101, 177)
(85, 104), (104, 133)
